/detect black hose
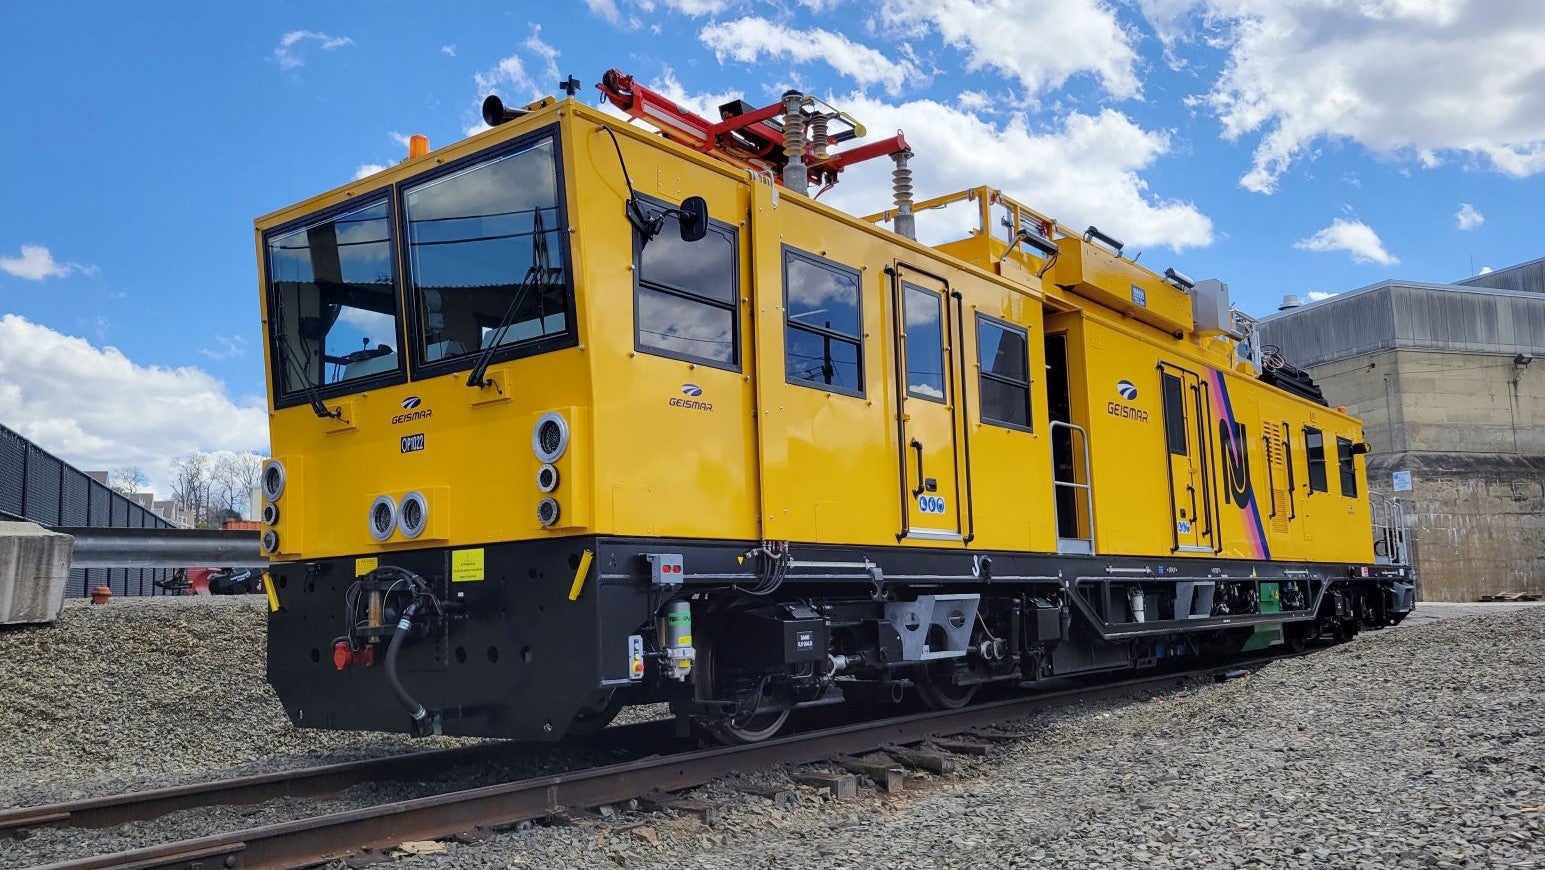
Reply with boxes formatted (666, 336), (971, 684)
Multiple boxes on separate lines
(384, 600), (432, 735)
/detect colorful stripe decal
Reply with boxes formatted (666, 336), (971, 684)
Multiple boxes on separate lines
(1205, 368), (1271, 560)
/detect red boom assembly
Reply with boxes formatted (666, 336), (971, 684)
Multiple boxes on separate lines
(597, 68), (909, 192)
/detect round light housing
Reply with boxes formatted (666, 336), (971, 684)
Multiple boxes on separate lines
(536, 463), (559, 493)
(537, 497), (561, 528)
(261, 530), (280, 554)
(368, 495), (397, 543)
(261, 502), (279, 526)
(261, 460), (286, 501)
(397, 491), (428, 539)
(532, 412), (569, 463)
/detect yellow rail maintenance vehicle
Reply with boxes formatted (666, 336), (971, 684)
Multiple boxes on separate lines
(257, 70), (1414, 742)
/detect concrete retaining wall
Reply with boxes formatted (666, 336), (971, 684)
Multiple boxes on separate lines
(0, 522), (72, 625)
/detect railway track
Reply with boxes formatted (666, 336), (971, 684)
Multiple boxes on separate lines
(20, 658), (1281, 870)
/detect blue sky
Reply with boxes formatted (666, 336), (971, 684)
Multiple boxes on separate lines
(2, 0), (1543, 495)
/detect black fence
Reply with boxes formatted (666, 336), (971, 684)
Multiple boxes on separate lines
(1, 423), (177, 597)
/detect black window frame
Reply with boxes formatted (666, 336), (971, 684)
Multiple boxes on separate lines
(264, 187), (408, 410)
(975, 313), (1032, 432)
(398, 125), (578, 381)
(631, 193), (741, 371)
(1161, 372), (1188, 455)
(1304, 426), (1328, 493)
(1336, 435), (1358, 497)
(782, 246), (865, 398)
(903, 283), (947, 404)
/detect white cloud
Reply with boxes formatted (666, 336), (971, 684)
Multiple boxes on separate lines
(664, 0), (729, 14)
(274, 30), (353, 71)
(1478, 265), (1493, 275)
(198, 335), (247, 361)
(700, 17), (919, 94)
(0, 314), (268, 498)
(1150, 1), (1545, 193)
(584, 0), (623, 24)
(352, 163), (388, 180)
(524, 25), (561, 84)
(1305, 291), (1338, 302)
(388, 131), (413, 148)
(1455, 202), (1484, 231)
(647, 74), (1212, 251)
(467, 55), (541, 135)
(0, 244), (93, 281)
(441, 44), (456, 57)
(880, 0), (1141, 100)
(1293, 219), (1398, 266)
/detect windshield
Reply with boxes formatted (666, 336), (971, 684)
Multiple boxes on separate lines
(267, 198), (401, 395)
(402, 135), (568, 366)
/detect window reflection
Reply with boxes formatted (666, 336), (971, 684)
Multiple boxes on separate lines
(904, 284), (945, 402)
(784, 249), (864, 395)
(634, 205), (739, 368)
(977, 316), (1031, 429)
(267, 198), (400, 394)
(404, 137), (568, 365)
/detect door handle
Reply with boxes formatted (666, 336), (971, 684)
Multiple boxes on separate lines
(910, 439), (925, 497)
(1187, 483), (1198, 526)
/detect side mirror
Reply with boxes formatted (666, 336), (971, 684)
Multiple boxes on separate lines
(1350, 441), (1371, 455)
(678, 196), (709, 243)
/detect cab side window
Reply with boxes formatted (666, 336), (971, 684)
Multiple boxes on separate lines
(1304, 427), (1328, 492)
(783, 247), (864, 396)
(1336, 436), (1358, 497)
(634, 201), (739, 369)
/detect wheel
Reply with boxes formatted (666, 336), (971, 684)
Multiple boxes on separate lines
(1283, 623), (1309, 654)
(912, 660), (978, 711)
(567, 691), (624, 737)
(704, 700), (792, 744)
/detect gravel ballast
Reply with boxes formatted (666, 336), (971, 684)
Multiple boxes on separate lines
(3, 598), (1541, 868)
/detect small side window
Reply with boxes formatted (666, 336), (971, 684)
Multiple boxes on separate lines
(1161, 373), (1187, 455)
(1336, 436), (1358, 497)
(1304, 427), (1328, 492)
(904, 284), (945, 402)
(977, 315), (1031, 429)
(784, 248), (863, 396)
(634, 201), (739, 369)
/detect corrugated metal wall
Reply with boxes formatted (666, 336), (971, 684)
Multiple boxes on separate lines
(0, 422), (176, 597)
(1260, 283), (1545, 367)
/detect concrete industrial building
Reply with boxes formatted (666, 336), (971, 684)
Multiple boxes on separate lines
(1257, 261), (1545, 601)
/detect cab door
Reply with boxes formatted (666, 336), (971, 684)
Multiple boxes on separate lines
(893, 267), (967, 542)
(1159, 364), (1215, 553)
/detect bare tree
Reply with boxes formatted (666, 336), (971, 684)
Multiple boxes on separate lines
(211, 452), (265, 519)
(109, 466), (149, 496)
(169, 452), (212, 528)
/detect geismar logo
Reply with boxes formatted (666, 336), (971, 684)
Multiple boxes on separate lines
(670, 383), (713, 411)
(392, 395), (432, 425)
(1116, 380), (1138, 400)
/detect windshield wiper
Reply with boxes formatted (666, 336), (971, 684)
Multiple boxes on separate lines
(275, 328), (343, 420)
(466, 207), (557, 391)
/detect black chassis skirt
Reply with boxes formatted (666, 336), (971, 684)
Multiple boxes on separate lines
(265, 536), (1412, 741)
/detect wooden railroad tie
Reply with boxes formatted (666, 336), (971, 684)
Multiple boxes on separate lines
(834, 756), (906, 793)
(636, 792), (724, 824)
(885, 745), (957, 775)
(793, 771), (858, 800)
(727, 781), (798, 807)
(932, 738), (991, 756)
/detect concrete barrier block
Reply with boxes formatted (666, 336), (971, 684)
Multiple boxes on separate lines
(0, 522), (73, 625)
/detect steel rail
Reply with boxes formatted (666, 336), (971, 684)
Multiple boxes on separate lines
(30, 660), (1277, 870)
(56, 527), (267, 570)
(0, 742), (523, 834)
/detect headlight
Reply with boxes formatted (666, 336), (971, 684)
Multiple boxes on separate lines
(261, 530), (280, 554)
(261, 502), (279, 526)
(536, 463), (559, 493)
(368, 495), (397, 543)
(261, 460), (286, 501)
(396, 491), (428, 539)
(537, 497), (561, 527)
(532, 412), (569, 463)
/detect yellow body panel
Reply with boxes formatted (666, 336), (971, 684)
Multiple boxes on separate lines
(256, 99), (1373, 569)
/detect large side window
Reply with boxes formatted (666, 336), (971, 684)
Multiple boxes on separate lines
(1304, 427), (1328, 492)
(784, 248), (863, 396)
(1161, 373), (1187, 455)
(402, 134), (570, 368)
(267, 197), (401, 400)
(634, 201), (738, 368)
(1336, 436), (1358, 497)
(977, 315), (1031, 429)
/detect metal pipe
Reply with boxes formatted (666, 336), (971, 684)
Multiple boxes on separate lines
(56, 527), (266, 569)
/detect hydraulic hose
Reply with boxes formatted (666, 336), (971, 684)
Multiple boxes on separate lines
(384, 600), (432, 734)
